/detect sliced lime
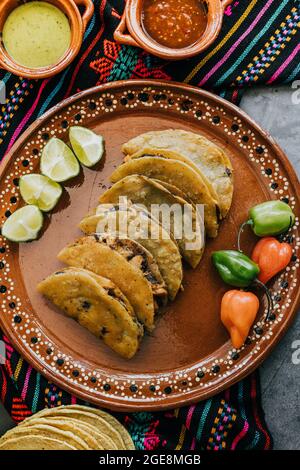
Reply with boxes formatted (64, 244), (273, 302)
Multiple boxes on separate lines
(40, 137), (80, 182)
(69, 126), (104, 167)
(2, 205), (43, 242)
(19, 174), (62, 212)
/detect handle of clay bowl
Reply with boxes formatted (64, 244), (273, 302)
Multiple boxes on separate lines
(114, 10), (139, 48)
(222, 0), (233, 8)
(73, 0), (94, 31)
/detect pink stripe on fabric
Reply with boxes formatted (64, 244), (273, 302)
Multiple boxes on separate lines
(267, 43), (300, 83)
(224, 388), (230, 402)
(6, 79), (50, 153)
(3, 336), (13, 359)
(190, 437), (196, 450)
(186, 404), (196, 430)
(3, 344), (13, 353)
(198, 0), (274, 86)
(251, 374), (271, 449)
(231, 420), (249, 449)
(21, 365), (32, 400)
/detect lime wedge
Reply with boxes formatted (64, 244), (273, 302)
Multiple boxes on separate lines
(40, 137), (80, 182)
(69, 126), (104, 167)
(2, 205), (43, 242)
(19, 174), (62, 212)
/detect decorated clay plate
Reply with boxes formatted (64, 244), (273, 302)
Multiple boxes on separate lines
(0, 80), (299, 411)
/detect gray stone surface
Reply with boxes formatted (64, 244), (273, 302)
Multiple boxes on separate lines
(0, 403), (14, 435)
(0, 86), (299, 448)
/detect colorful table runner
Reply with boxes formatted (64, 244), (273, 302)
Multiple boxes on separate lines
(1, 0), (299, 449)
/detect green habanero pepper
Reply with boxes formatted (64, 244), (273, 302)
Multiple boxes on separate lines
(238, 200), (295, 251)
(212, 250), (273, 320)
(212, 250), (260, 288)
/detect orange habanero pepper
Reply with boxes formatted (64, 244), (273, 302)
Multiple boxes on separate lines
(221, 290), (259, 349)
(252, 237), (293, 284)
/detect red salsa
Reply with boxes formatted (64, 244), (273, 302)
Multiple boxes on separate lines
(142, 0), (207, 49)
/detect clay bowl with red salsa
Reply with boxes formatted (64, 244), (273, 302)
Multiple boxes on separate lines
(114, 0), (232, 60)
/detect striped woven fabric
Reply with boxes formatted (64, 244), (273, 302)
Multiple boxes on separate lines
(2, 0), (299, 449)
(0, 333), (271, 450)
(0, 0), (300, 153)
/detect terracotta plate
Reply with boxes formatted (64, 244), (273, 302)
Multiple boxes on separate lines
(0, 81), (299, 411)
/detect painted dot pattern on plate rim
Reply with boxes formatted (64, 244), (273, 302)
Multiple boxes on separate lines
(0, 86), (299, 403)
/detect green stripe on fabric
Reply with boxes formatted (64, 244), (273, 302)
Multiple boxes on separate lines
(38, 68), (70, 118)
(285, 59), (300, 83)
(2, 73), (11, 84)
(32, 372), (41, 413)
(238, 381), (247, 421)
(196, 399), (212, 442)
(215, 0), (290, 87)
(83, 11), (96, 40)
(246, 430), (261, 449)
(108, 46), (139, 81)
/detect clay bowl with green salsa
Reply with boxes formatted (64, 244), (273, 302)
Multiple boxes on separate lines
(114, 0), (233, 60)
(0, 0), (94, 79)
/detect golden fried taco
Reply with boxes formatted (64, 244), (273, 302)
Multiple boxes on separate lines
(122, 129), (233, 218)
(110, 156), (219, 238)
(57, 237), (156, 331)
(79, 204), (183, 300)
(125, 148), (219, 207)
(98, 175), (204, 268)
(97, 234), (168, 306)
(38, 267), (143, 358)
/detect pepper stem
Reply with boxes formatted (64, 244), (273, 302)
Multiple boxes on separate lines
(237, 220), (253, 252)
(254, 279), (273, 321)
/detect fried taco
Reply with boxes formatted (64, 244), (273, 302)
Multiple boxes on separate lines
(98, 175), (204, 268)
(38, 267), (143, 358)
(122, 129), (233, 218)
(125, 148), (219, 206)
(79, 204), (183, 300)
(110, 156), (219, 238)
(98, 234), (167, 306)
(57, 237), (156, 331)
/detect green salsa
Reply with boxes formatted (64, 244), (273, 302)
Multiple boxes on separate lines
(3, 1), (71, 69)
